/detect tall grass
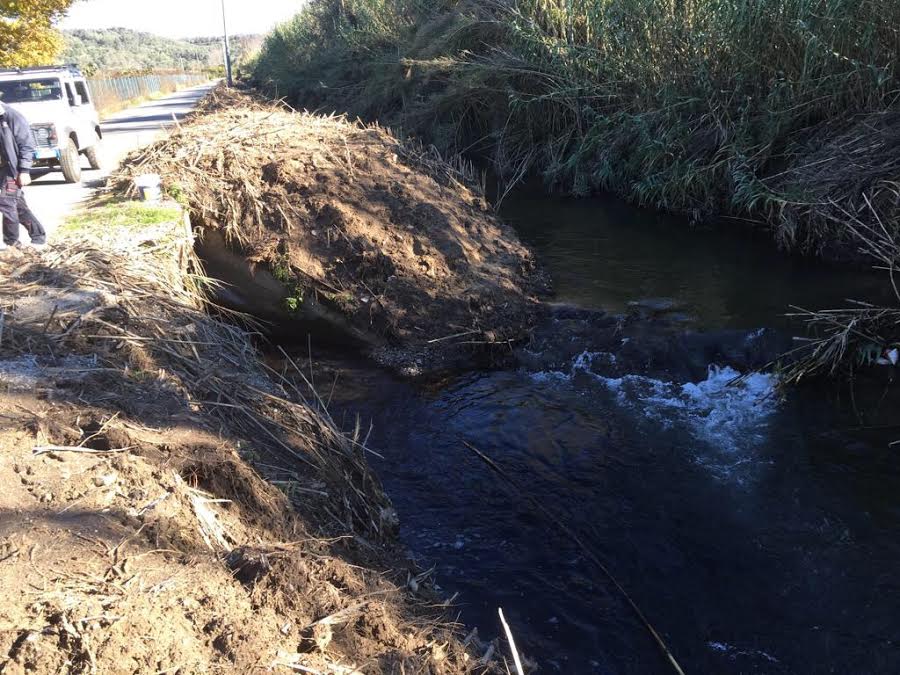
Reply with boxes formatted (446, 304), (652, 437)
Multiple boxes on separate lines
(253, 0), (900, 255)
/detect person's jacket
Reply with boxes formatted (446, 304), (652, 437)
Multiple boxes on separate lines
(0, 102), (35, 181)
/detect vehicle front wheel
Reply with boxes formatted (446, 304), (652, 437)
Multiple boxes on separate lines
(59, 138), (82, 183)
(84, 134), (104, 171)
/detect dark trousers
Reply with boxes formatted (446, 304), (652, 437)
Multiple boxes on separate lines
(0, 180), (46, 245)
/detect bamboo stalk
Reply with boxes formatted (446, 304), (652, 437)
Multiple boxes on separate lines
(498, 608), (526, 675)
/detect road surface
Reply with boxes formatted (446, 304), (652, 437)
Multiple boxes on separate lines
(20, 83), (216, 242)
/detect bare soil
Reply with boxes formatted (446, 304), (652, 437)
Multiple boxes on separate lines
(113, 86), (550, 373)
(0, 230), (502, 673)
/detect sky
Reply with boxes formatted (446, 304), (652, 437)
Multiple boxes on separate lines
(59, 0), (305, 39)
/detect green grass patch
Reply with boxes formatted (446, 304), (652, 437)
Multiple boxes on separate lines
(61, 200), (183, 236)
(59, 199), (189, 263)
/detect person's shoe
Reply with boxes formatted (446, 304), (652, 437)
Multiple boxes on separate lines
(29, 241), (47, 251)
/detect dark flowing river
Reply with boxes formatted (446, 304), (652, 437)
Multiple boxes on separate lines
(323, 192), (900, 674)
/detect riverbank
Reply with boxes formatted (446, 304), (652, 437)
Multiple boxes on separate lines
(112, 86), (549, 374)
(251, 0), (900, 261)
(0, 202), (500, 673)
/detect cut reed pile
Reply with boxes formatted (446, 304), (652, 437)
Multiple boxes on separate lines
(0, 219), (502, 673)
(0, 229), (392, 541)
(252, 0), (900, 258)
(112, 86), (547, 371)
(781, 203), (900, 383)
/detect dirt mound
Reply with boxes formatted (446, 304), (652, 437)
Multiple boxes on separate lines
(0, 402), (488, 674)
(0, 229), (503, 672)
(113, 86), (548, 372)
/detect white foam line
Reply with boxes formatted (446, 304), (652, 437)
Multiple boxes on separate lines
(529, 351), (780, 477)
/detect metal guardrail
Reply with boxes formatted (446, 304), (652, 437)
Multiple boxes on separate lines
(87, 73), (209, 115)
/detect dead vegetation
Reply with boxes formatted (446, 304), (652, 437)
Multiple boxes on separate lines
(765, 113), (900, 255)
(0, 217), (503, 673)
(781, 199), (900, 384)
(111, 86), (548, 372)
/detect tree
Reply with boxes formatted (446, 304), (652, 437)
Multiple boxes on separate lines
(0, 0), (76, 67)
(62, 28), (216, 75)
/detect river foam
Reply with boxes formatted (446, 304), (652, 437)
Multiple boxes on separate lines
(530, 350), (779, 479)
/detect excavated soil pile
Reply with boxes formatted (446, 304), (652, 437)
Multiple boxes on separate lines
(113, 86), (548, 371)
(0, 231), (502, 673)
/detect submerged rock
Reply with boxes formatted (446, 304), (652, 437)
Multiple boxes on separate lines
(523, 304), (794, 383)
(626, 297), (685, 315)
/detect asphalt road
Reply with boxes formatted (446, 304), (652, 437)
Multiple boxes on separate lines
(19, 83), (216, 242)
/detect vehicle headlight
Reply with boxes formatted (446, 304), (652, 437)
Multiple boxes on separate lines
(31, 124), (57, 147)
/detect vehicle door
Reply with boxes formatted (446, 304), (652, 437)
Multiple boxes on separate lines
(73, 80), (99, 140)
(63, 80), (95, 148)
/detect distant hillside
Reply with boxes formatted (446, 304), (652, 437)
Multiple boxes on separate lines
(61, 28), (263, 76)
(62, 28), (212, 74)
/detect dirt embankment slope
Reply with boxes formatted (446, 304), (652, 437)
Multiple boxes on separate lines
(0, 216), (500, 673)
(113, 86), (549, 372)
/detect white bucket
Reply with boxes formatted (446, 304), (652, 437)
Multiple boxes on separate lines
(134, 173), (162, 202)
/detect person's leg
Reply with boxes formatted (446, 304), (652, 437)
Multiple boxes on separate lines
(16, 190), (46, 245)
(0, 181), (20, 246)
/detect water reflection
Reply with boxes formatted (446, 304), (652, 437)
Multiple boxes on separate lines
(502, 191), (888, 329)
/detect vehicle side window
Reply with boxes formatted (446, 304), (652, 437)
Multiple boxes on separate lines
(64, 82), (75, 107)
(74, 81), (90, 105)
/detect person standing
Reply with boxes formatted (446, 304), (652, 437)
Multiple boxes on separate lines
(0, 100), (46, 250)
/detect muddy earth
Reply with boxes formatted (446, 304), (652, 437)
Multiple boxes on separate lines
(0, 229), (503, 674)
(114, 86), (549, 374)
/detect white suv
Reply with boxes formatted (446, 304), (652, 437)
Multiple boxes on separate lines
(0, 65), (103, 183)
